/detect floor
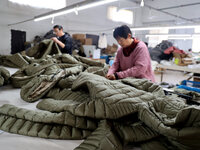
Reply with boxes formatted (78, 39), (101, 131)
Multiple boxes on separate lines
(155, 70), (191, 84)
(0, 66), (189, 150)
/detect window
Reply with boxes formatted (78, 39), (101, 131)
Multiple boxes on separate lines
(147, 29), (168, 47)
(9, 0), (66, 10)
(192, 27), (200, 52)
(107, 6), (133, 25)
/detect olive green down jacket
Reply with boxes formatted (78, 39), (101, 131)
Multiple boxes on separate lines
(0, 67), (10, 86)
(1, 40), (200, 150)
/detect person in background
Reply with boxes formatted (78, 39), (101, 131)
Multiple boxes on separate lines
(106, 25), (155, 82)
(51, 25), (72, 54)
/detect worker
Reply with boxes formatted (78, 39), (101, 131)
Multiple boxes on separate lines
(106, 25), (155, 82)
(51, 25), (73, 54)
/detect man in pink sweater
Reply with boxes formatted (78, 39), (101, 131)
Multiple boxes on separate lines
(106, 25), (155, 82)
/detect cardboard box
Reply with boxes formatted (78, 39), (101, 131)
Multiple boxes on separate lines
(110, 44), (118, 53)
(72, 34), (86, 40)
(89, 58), (106, 64)
(84, 38), (93, 45)
(105, 44), (118, 54)
(194, 77), (200, 82)
(182, 58), (194, 65)
(78, 39), (85, 45)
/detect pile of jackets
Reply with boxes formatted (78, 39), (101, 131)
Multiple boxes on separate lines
(32, 33), (86, 57)
(0, 67), (10, 86)
(149, 40), (173, 62)
(0, 40), (200, 150)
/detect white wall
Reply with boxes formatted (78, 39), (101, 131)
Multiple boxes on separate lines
(0, 0), (65, 54)
(1, 0), (199, 54)
(0, 0), (138, 55)
(138, 0), (200, 50)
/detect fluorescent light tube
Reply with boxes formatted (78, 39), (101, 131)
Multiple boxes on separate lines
(34, 0), (118, 22)
(131, 25), (200, 31)
(34, 9), (75, 21)
(168, 37), (193, 40)
(140, 0), (144, 7)
(78, 0), (118, 11)
(145, 34), (191, 38)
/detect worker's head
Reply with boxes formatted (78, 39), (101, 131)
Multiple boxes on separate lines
(113, 25), (133, 48)
(53, 25), (64, 37)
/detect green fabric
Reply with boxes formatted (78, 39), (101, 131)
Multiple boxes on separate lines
(0, 53), (29, 68)
(174, 88), (200, 102)
(26, 39), (62, 59)
(9, 53), (108, 88)
(0, 67), (10, 86)
(1, 40), (200, 150)
(10, 59), (57, 88)
(1, 72), (200, 149)
(20, 66), (83, 102)
(74, 120), (123, 150)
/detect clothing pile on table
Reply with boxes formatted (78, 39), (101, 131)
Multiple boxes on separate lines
(149, 40), (174, 62)
(1, 40), (200, 150)
(164, 46), (187, 55)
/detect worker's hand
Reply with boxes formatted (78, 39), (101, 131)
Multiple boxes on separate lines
(106, 74), (116, 80)
(51, 37), (59, 43)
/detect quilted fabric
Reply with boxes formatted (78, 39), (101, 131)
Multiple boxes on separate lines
(1, 40), (200, 150)
(0, 67), (10, 86)
(1, 73), (200, 150)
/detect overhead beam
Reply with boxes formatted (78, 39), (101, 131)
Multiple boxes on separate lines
(158, 2), (200, 11)
(125, 0), (196, 23)
(8, 0), (118, 26)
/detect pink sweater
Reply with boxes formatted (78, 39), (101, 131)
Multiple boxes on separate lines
(108, 41), (155, 82)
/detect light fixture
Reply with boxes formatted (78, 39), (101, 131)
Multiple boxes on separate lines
(74, 6), (79, 15)
(168, 37), (193, 40)
(131, 25), (200, 31)
(145, 34), (191, 38)
(145, 33), (200, 40)
(34, 0), (118, 22)
(140, 0), (144, 7)
(51, 17), (54, 24)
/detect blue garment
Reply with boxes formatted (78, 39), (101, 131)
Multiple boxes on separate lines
(58, 33), (73, 54)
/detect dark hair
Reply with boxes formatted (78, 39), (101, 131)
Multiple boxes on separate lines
(113, 25), (132, 39)
(144, 42), (148, 47)
(53, 25), (63, 30)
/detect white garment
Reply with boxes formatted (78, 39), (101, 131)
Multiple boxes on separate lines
(98, 34), (107, 49)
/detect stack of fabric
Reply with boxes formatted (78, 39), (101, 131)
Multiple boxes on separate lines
(0, 67), (10, 86)
(0, 40), (200, 150)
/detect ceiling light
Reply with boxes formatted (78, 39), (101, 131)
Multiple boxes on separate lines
(34, 0), (118, 22)
(74, 7), (79, 15)
(168, 37), (193, 40)
(140, 0), (144, 7)
(145, 34), (200, 40)
(51, 17), (54, 24)
(145, 34), (191, 38)
(131, 25), (200, 31)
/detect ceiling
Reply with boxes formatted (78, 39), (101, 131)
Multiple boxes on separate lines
(128, 0), (200, 25)
(0, 0), (200, 28)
